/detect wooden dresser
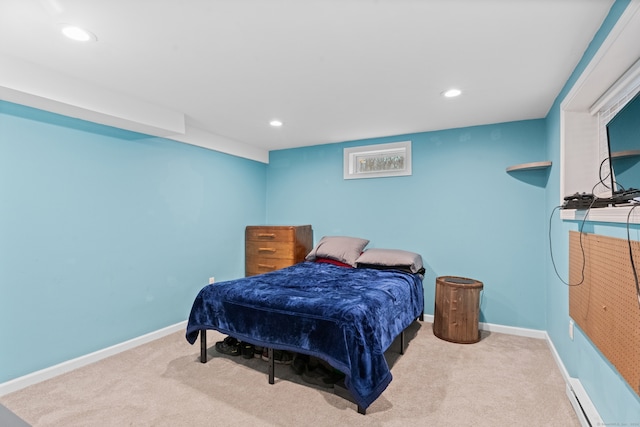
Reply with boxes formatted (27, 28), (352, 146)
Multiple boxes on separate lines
(245, 225), (313, 277)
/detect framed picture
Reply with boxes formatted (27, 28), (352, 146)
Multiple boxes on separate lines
(343, 141), (412, 179)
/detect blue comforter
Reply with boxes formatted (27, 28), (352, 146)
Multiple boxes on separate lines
(185, 261), (424, 409)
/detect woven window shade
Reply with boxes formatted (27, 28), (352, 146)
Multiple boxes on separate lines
(569, 231), (640, 397)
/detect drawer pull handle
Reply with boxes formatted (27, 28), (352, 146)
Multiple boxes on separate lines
(258, 263), (276, 270)
(258, 247), (277, 253)
(257, 233), (276, 238)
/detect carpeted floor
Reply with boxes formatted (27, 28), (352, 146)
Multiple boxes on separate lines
(0, 322), (579, 426)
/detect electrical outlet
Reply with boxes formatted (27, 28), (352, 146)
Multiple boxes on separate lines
(569, 319), (574, 340)
(209, 277), (215, 285)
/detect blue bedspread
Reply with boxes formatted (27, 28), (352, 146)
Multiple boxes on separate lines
(185, 261), (424, 409)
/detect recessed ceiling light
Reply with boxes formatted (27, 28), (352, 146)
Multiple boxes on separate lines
(443, 88), (462, 98)
(60, 25), (97, 42)
(269, 120), (283, 127)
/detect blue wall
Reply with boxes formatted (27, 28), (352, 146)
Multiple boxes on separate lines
(0, 101), (266, 382)
(544, 0), (640, 423)
(267, 120), (548, 330)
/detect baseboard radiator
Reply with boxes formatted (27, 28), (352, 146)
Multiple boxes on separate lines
(566, 378), (603, 427)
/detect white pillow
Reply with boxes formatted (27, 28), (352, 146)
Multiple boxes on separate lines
(305, 236), (370, 267)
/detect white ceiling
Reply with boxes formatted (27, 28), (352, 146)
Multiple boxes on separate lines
(0, 0), (615, 156)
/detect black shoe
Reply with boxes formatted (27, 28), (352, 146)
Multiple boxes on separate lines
(254, 346), (263, 358)
(215, 336), (240, 356)
(240, 342), (254, 359)
(301, 363), (345, 388)
(261, 348), (293, 364)
(291, 353), (309, 375)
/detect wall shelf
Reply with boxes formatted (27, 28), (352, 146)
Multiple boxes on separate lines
(505, 161), (552, 173)
(611, 149), (640, 159)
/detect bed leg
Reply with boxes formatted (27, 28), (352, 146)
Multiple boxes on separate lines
(335, 379), (367, 415)
(419, 312), (424, 321)
(200, 330), (207, 363)
(268, 347), (275, 384)
(400, 329), (405, 355)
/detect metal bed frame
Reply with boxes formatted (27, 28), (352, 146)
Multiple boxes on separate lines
(198, 313), (423, 415)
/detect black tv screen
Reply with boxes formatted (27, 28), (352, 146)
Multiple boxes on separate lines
(606, 91), (640, 194)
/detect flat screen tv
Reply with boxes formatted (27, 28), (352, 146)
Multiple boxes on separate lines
(605, 90), (640, 196)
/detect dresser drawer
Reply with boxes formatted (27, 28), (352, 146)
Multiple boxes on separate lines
(245, 240), (296, 260)
(245, 258), (296, 276)
(245, 226), (296, 242)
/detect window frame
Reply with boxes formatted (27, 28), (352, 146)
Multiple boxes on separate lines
(343, 141), (412, 180)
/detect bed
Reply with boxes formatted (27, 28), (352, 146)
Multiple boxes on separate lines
(185, 237), (425, 413)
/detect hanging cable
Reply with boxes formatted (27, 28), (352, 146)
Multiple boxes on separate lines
(549, 203), (591, 287)
(625, 203), (640, 309)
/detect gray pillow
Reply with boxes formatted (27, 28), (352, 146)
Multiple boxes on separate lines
(355, 248), (424, 274)
(305, 236), (370, 267)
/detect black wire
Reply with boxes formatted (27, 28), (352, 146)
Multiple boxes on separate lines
(598, 157), (611, 190)
(596, 156), (626, 193)
(625, 203), (640, 310)
(549, 204), (590, 286)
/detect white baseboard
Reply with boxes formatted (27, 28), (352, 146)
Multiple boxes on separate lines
(422, 314), (547, 340)
(0, 320), (187, 397)
(478, 321), (547, 339)
(544, 331), (572, 384)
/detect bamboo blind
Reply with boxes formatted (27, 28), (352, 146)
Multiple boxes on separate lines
(569, 231), (640, 397)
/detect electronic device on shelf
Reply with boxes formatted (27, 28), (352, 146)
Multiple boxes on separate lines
(562, 192), (595, 209)
(563, 192), (595, 201)
(610, 188), (640, 203)
(562, 188), (640, 209)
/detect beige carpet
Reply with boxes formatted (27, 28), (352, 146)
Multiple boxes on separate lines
(0, 322), (579, 426)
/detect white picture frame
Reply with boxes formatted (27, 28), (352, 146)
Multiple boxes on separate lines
(343, 141), (412, 179)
